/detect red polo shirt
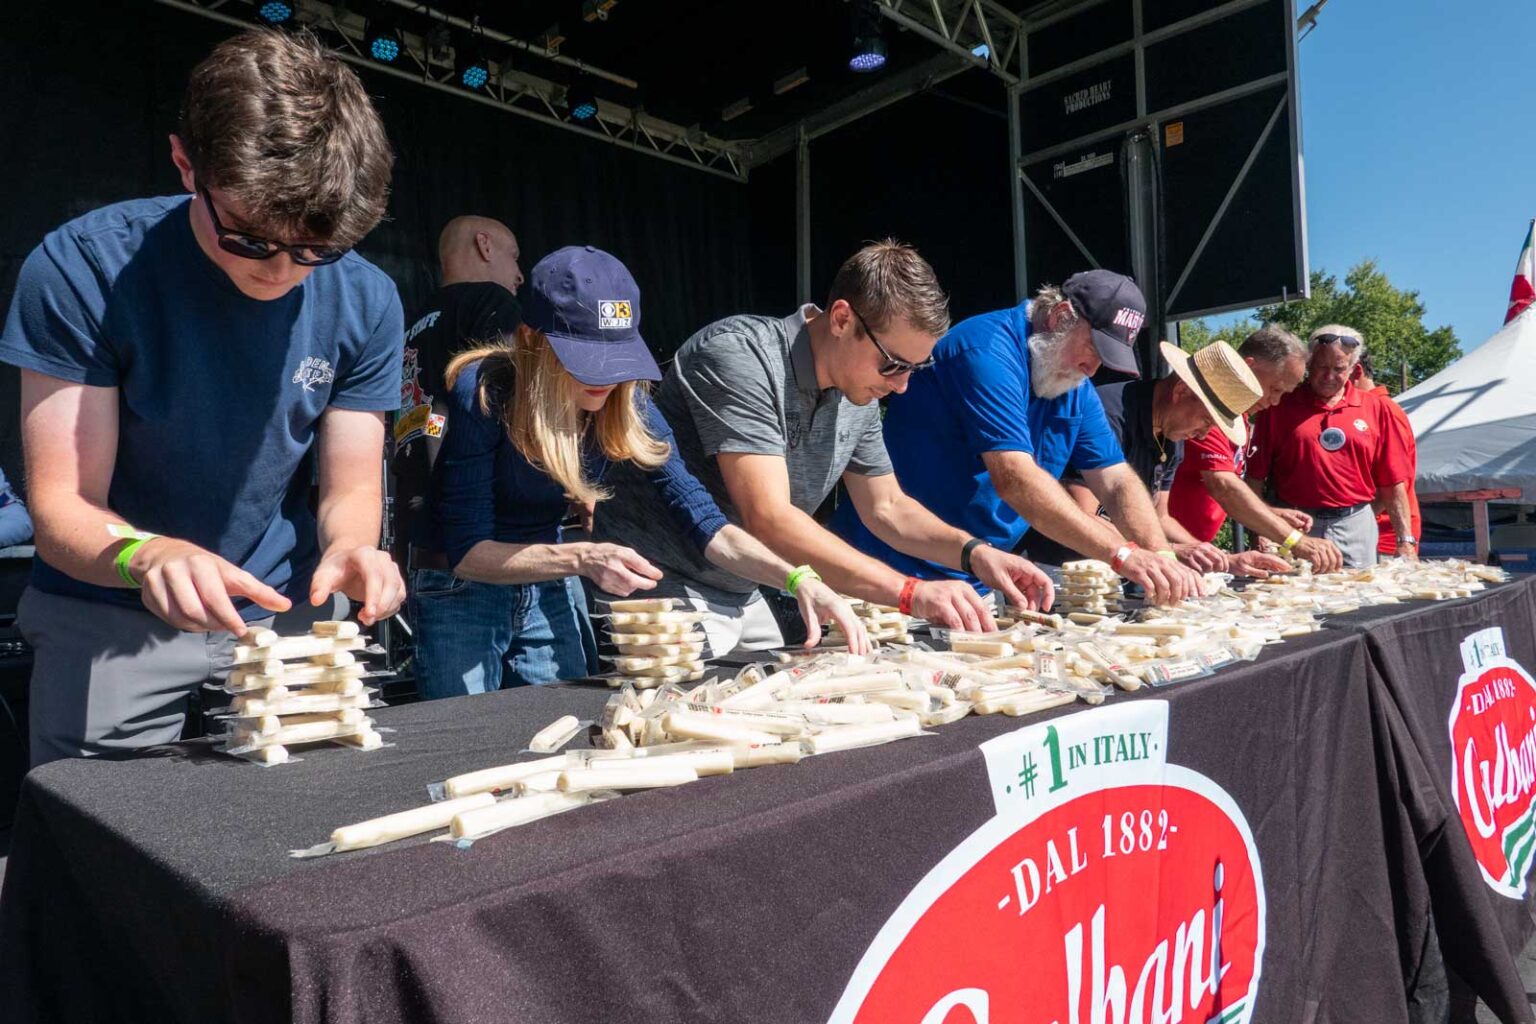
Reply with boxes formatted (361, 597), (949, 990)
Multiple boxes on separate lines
(1369, 385), (1422, 554)
(1168, 415), (1247, 543)
(1247, 382), (1412, 510)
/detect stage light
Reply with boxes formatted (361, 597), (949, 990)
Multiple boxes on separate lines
(457, 50), (490, 89)
(365, 14), (401, 63)
(849, 2), (887, 73)
(566, 79), (598, 121)
(257, 0), (295, 26)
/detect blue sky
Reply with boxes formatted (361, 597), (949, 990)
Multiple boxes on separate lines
(1213, 0), (1535, 349)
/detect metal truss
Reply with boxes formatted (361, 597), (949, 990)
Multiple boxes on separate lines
(154, 0), (749, 182)
(874, 0), (1024, 85)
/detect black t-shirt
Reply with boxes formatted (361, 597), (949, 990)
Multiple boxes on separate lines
(393, 282), (522, 557)
(406, 281), (522, 402)
(1022, 378), (1184, 566)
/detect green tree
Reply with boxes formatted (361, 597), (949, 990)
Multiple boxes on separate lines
(1179, 260), (1462, 395)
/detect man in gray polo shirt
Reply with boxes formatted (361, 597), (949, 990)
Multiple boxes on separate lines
(596, 240), (1054, 655)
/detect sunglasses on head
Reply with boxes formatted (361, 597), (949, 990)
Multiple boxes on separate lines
(1313, 332), (1361, 348)
(848, 303), (935, 377)
(198, 185), (348, 267)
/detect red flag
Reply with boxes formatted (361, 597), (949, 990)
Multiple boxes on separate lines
(1508, 221), (1535, 323)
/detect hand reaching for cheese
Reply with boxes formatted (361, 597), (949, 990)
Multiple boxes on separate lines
(309, 545), (405, 626)
(131, 537), (291, 634)
(795, 579), (870, 654)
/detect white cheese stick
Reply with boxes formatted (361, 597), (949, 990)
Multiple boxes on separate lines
(528, 714), (583, 753)
(336, 728), (383, 750)
(733, 742), (806, 768)
(1110, 622), (1193, 638)
(229, 662), (366, 691)
(311, 620), (361, 638)
(557, 762), (698, 792)
(1075, 642), (1143, 692)
(251, 708), (365, 735)
(608, 611), (706, 626)
(233, 717), (370, 748)
(805, 717), (923, 754)
(626, 748), (736, 776)
(616, 641), (706, 657)
(609, 629), (699, 645)
(975, 690), (1077, 716)
(864, 690), (930, 712)
(628, 660), (705, 678)
(921, 702), (975, 727)
(249, 744), (290, 764)
(515, 771), (566, 794)
(950, 639), (1017, 658)
(232, 691), (371, 717)
(240, 628), (282, 647)
(449, 792), (588, 838)
(308, 650), (357, 668)
(606, 598), (678, 613)
(777, 701), (897, 725)
(232, 635), (364, 664)
(611, 653), (695, 672)
(330, 793), (496, 851)
(661, 710), (782, 746)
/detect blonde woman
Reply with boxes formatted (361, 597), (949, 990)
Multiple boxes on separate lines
(410, 246), (867, 697)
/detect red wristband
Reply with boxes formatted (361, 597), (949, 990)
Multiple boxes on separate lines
(1110, 542), (1140, 574)
(898, 576), (920, 616)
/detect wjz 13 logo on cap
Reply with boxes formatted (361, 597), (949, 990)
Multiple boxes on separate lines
(598, 300), (633, 329)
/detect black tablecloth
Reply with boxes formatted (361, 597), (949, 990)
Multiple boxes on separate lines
(3, 580), (1535, 1024)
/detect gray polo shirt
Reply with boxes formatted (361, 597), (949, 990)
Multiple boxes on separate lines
(594, 305), (893, 595)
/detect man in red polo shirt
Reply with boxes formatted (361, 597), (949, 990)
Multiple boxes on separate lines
(1352, 351), (1422, 557)
(1168, 326), (1345, 572)
(1246, 325), (1416, 567)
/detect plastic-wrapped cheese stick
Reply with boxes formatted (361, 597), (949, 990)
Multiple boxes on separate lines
(804, 717), (924, 754)
(609, 629), (699, 645)
(787, 671), (906, 698)
(606, 598), (678, 613)
(232, 716), (371, 748)
(439, 761), (565, 798)
(232, 635), (364, 664)
(1111, 622), (1193, 638)
(240, 628), (282, 647)
(449, 792), (590, 839)
(250, 707), (365, 735)
(528, 714), (583, 753)
(1005, 607), (1064, 630)
(616, 641), (706, 657)
(1075, 641), (1143, 692)
(228, 662), (366, 691)
(326, 793), (496, 852)
(950, 639), (1017, 658)
(734, 742), (805, 768)
(628, 660), (705, 678)
(975, 690), (1077, 716)
(661, 710), (782, 746)
(232, 690), (371, 717)
(312, 620), (361, 638)
(777, 701), (897, 725)
(626, 748), (736, 776)
(608, 611), (707, 626)
(611, 653), (695, 672)
(249, 745), (289, 765)
(557, 762), (698, 792)
(864, 690), (930, 712)
(308, 650), (357, 668)
(921, 702), (975, 727)
(516, 771), (565, 794)
(336, 728), (383, 750)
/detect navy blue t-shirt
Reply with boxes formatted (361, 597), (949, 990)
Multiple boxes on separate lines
(429, 359), (729, 569)
(0, 196), (403, 617)
(832, 301), (1124, 584)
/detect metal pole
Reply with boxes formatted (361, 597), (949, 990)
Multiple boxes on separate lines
(1474, 500), (1492, 564)
(1007, 82), (1027, 302)
(796, 126), (812, 306)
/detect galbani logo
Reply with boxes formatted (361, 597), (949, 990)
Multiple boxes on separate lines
(1449, 627), (1536, 899)
(830, 704), (1264, 1024)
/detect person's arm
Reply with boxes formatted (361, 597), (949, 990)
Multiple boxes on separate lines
(842, 470), (1054, 612)
(1201, 470), (1342, 572)
(700, 526), (869, 653)
(984, 450), (1198, 604)
(1374, 399), (1419, 561)
(1380, 481), (1416, 561)
(1154, 491), (1228, 572)
(307, 409), (405, 626)
(1084, 463), (1171, 551)
(22, 371), (289, 633)
(717, 453), (994, 631)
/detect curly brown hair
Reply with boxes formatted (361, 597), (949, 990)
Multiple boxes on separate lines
(178, 28), (393, 249)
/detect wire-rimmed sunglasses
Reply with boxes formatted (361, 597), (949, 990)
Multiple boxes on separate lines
(198, 185), (348, 267)
(848, 303), (935, 377)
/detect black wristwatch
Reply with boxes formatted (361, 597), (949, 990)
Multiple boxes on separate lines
(961, 538), (991, 576)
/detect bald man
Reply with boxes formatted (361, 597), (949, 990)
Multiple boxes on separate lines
(393, 216), (525, 573)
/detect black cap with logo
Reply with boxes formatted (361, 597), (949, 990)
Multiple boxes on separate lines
(1062, 270), (1148, 377)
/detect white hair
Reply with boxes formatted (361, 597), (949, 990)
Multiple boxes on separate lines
(1307, 323), (1364, 367)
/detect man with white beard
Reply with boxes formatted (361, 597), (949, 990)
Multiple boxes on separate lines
(835, 271), (1202, 603)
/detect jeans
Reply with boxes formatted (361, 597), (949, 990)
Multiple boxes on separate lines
(409, 571), (598, 699)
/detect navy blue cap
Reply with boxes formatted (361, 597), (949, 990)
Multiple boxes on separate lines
(1062, 270), (1147, 377)
(524, 245), (661, 386)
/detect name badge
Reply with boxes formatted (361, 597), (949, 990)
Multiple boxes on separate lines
(1320, 426), (1347, 452)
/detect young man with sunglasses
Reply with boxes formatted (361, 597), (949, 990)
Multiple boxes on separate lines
(837, 272), (1204, 605)
(1245, 326), (1416, 568)
(0, 30), (405, 764)
(593, 240), (1054, 654)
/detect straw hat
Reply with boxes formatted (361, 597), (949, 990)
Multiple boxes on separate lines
(1159, 340), (1263, 445)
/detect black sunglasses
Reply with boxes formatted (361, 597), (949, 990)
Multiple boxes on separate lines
(848, 304), (935, 377)
(1313, 332), (1361, 348)
(199, 187), (348, 266)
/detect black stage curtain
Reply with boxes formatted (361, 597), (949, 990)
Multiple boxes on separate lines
(0, 0), (762, 495)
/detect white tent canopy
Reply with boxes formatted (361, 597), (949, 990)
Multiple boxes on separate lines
(1400, 305), (1536, 500)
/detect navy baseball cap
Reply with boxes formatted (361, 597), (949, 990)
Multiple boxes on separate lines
(1062, 270), (1147, 377)
(524, 245), (661, 386)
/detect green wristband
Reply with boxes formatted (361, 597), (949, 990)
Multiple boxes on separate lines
(785, 564), (821, 596)
(115, 538), (149, 589)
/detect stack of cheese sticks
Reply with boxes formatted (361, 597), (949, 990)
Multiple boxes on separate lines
(291, 557), (1511, 854)
(1055, 559), (1126, 620)
(826, 597), (914, 647)
(216, 621), (382, 764)
(600, 598), (710, 688)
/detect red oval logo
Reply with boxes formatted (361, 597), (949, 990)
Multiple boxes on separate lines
(1450, 658), (1536, 898)
(831, 772), (1264, 1024)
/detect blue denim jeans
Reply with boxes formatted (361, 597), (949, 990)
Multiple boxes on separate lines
(408, 571), (598, 699)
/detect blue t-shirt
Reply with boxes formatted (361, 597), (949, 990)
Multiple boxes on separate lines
(0, 196), (403, 617)
(833, 301), (1124, 583)
(429, 359), (730, 569)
